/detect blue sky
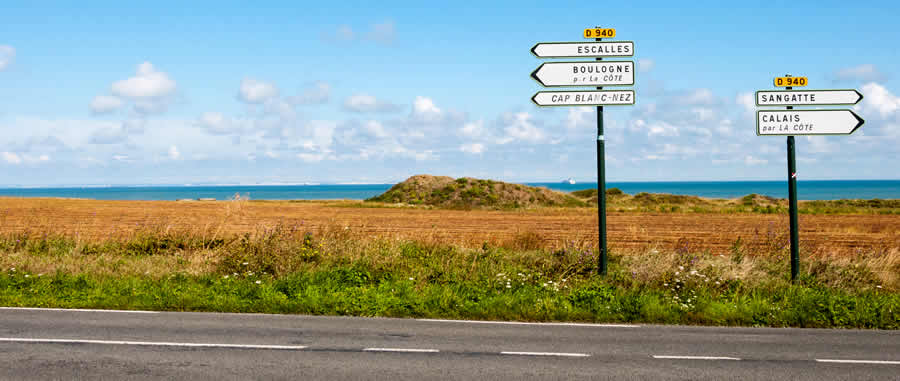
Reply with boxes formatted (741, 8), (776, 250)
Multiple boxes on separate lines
(1, 0), (898, 185)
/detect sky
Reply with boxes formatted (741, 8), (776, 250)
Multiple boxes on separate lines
(1, 0), (898, 186)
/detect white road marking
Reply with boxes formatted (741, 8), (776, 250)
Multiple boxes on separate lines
(363, 348), (439, 353)
(417, 319), (638, 328)
(653, 355), (741, 361)
(816, 359), (900, 365)
(0, 307), (159, 314)
(0, 338), (306, 350)
(500, 351), (590, 358)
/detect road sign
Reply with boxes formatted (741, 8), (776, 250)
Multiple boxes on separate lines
(756, 110), (864, 136)
(756, 89), (863, 106)
(774, 77), (807, 87)
(584, 28), (615, 38)
(531, 61), (634, 87)
(531, 41), (634, 58)
(532, 90), (634, 106)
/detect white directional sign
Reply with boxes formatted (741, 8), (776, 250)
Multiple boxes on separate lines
(756, 90), (863, 106)
(531, 41), (634, 58)
(757, 110), (864, 136)
(532, 90), (634, 106)
(531, 61), (634, 87)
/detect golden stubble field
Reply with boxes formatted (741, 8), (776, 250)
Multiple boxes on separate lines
(1, 197), (898, 256)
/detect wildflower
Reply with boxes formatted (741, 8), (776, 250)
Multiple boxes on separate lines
(675, 271), (679, 276)
(255, 280), (262, 284)
(24, 274), (29, 278)
(242, 262), (249, 266)
(679, 266), (684, 271)
(690, 270), (698, 276)
(506, 285), (511, 288)
(409, 277), (414, 281)
(877, 285), (883, 289)
(224, 275), (229, 279)
(663, 283), (668, 287)
(10, 268), (14, 272)
(715, 281), (720, 285)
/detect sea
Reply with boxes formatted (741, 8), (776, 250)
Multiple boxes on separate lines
(0, 180), (897, 201)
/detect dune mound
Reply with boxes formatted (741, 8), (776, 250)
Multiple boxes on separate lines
(366, 175), (585, 209)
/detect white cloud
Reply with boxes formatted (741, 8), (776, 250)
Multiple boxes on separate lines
(460, 142), (485, 154)
(637, 58), (654, 73)
(369, 21), (395, 44)
(459, 120), (485, 138)
(833, 64), (887, 83)
(744, 155), (767, 165)
(499, 112), (544, 144)
(859, 82), (900, 118)
(292, 82), (331, 105)
(0, 45), (15, 71)
(322, 25), (354, 42)
(2, 152), (21, 165)
(363, 120), (389, 138)
(121, 119), (146, 134)
(736, 92), (755, 113)
(238, 78), (279, 104)
(196, 112), (245, 135)
(566, 107), (593, 130)
(168, 145), (180, 160)
(111, 62), (176, 98)
(413, 96), (441, 115)
(343, 94), (402, 113)
(297, 152), (328, 162)
(89, 127), (129, 145)
(679, 88), (716, 106)
(89, 95), (124, 114)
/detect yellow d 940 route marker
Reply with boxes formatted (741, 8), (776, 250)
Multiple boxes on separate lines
(583, 28), (615, 38)
(774, 76), (807, 87)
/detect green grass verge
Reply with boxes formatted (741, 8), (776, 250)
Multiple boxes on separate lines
(1, 228), (897, 328)
(2, 269), (896, 328)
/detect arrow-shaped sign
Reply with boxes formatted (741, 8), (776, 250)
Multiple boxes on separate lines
(531, 41), (634, 58)
(756, 89), (863, 106)
(531, 61), (634, 87)
(532, 90), (634, 106)
(757, 110), (864, 136)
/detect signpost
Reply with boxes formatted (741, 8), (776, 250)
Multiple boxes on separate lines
(531, 61), (635, 87)
(531, 27), (635, 275)
(531, 41), (634, 58)
(532, 90), (635, 106)
(756, 90), (863, 106)
(756, 110), (865, 135)
(755, 75), (865, 281)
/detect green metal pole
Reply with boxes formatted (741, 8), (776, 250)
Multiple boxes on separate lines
(596, 28), (608, 276)
(786, 79), (800, 281)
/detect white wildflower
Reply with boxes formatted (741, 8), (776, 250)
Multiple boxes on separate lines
(255, 280), (262, 284)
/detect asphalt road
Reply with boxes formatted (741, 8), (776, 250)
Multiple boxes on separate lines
(0, 307), (897, 380)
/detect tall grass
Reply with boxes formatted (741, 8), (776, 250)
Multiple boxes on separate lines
(1, 219), (897, 328)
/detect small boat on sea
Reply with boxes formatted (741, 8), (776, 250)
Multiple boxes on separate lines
(563, 178), (576, 185)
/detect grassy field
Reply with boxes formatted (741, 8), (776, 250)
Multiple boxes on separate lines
(2, 205), (898, 328)
(2, 197), (897, 255)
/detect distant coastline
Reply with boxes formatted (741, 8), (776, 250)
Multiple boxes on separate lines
(0, 179), (897, 201)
